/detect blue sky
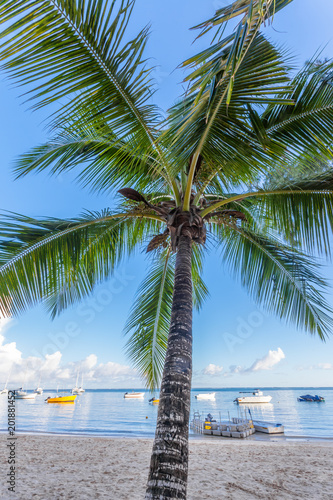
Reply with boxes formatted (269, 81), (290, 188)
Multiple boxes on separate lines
(1, 0), (333, 389)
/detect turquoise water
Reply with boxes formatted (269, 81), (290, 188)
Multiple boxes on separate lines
(1, 388), (332, 439)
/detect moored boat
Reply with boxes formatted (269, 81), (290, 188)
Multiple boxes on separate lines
(46, 395), (77, 403)
(297, 394), (325, 402)
(195, 393), (216, 400)
(234, 390), (272, 404)
(124, 392), (145, 399)
(15, 391), (37, 399)
(149, 397), (159, 405)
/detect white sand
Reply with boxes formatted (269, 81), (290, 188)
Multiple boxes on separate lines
(0, 434), (332, 499)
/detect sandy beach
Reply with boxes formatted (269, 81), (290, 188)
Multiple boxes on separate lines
(0, 434), (332, 499)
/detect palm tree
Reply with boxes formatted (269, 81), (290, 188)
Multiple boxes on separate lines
(0, 0), (333, 498)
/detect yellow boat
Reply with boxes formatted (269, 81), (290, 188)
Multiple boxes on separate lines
(46, 395), (77, 404)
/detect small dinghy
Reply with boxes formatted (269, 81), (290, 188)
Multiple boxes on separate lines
(195, 393), (216, 400)
(297, 394), (325, 402)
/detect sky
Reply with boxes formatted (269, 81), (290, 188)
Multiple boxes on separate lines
(1, 0), (333, 390)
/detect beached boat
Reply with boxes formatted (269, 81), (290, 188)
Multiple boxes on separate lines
(234, 390), (272, 404)
(195, 393), (216, 400)
(252, 420), (284, 434)
(46, 395), (77, 404)
(297, 394), (325, 402)
(124, 392), (145, 399)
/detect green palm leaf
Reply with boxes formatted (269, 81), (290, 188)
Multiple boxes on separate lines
(0, 210), (162, 318)
(211, 221), (333, 340)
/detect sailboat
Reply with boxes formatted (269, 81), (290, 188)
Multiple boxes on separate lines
(72, 370), (80, 394)
(34, 376), (43, 394)
(16, 370), (36, 399)
(1, 368), (11, 394)
(77, 373), (85, 394)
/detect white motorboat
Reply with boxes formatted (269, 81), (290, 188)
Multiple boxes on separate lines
(252, 420), (284, 434)
(195, 393), (216, 400)
(234, 390), (272, 404)
(124, 392), (145, 399)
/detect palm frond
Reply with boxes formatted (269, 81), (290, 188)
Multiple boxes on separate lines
(211, 221), (333, 340)
(0, 210), (162, 318)
(0, 0), (179, 194)
(166, 34), (293, 207)
(124, 249), (174, 391)
(124, 243), (209, 390)
(202, 170), (333, 256)
(264, 60), (333, 160)
(14, 120), (167, 194)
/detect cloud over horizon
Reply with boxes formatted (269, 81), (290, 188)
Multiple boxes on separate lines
(0, 322), (139, 388)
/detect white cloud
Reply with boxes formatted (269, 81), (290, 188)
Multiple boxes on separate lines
(203, 363), (223, 376)
(318, 363), (333, 370)
(0, 324), (139, 388)
(248, 347), (285, 372)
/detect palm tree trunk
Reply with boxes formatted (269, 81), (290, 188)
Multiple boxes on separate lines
(145, 234), (193, 499)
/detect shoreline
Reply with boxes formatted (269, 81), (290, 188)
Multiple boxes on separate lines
(1, 429), (332, 442)
(1, 434), (332, 499)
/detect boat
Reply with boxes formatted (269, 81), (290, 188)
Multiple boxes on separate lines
(46, 395), (77, 404)
(297, 394), (325, 402)
(15, 391), (37, 400)
(195, 393), (216, 400)
(124, 392), (145, 399)
(72, 370), (80, 394)
(234, 390), (272, 404)
(34, 376), (43, 394)
(149, 397), (159, 405)
(252, 420), (284, 434)
(76, 373), (85, 393)
(1, 368), (11, 394)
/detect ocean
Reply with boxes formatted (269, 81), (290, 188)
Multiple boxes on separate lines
(1, 388), (332, 439)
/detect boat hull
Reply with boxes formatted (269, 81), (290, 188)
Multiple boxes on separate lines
(235, 396), (272, 404)
(16, 393), (37, 399)
(195, 393), (216, 400)
(47, 395), (77, 403)
(253, 420), (284, 434)
(124, 392), (145, 399)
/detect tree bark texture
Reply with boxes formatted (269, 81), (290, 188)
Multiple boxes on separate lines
(145, 234), (193, 499)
